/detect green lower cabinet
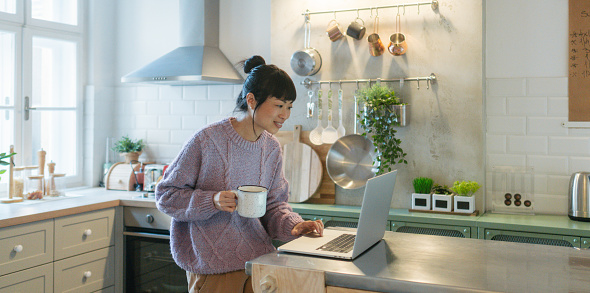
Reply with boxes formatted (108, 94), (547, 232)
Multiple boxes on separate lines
(299, 214), (361, 229)
(482, 229), (581, 248)
(391, 221), (472, 238)
(582, 238), (590, 249)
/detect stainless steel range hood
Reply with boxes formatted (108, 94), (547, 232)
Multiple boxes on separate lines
(121, 0), (243, 86)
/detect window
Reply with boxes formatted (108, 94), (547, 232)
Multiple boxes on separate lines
(0, 0), (83, 192)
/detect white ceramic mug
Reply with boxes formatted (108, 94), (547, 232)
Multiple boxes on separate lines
(233, 185), (267, 218)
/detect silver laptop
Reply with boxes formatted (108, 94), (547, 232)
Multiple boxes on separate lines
(278, 170), (397, 260)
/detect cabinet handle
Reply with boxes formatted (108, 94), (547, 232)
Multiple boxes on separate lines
(84, 229), (92, 236)
(146, 214), (155, 224)
(13, 245), (23, 253)
(260, 274), (277, 293)
(83, 271), (92, 278)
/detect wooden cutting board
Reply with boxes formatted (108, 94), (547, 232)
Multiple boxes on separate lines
(282, 125), (322, 202)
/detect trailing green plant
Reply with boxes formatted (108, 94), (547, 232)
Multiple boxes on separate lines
(412, 177), (433, 194)
(431, 184), (453, 195)
(452, 180), (480, 197)
(356, 83), (407, 174)
(0, 151), (16, 182)
(112, 136), (144, 153)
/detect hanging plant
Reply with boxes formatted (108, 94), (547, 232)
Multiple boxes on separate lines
(357, 83), (407, 174)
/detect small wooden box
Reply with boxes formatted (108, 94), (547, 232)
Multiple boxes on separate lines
(105, 162), (141, 191)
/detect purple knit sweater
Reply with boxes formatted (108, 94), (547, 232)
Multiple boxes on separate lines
(155, 118), (303, 274)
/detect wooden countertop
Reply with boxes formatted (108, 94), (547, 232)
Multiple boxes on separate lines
(0, 188), (156, 228)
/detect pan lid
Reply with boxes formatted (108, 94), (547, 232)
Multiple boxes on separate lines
(326, 134), (378, 189)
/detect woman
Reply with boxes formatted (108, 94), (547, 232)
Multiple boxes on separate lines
(155, 55), (324, 293)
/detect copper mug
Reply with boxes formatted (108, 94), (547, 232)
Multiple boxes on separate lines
(388, 32), (407, 56)
(326, 19), (343, 42)
(368, 33), (385, 57)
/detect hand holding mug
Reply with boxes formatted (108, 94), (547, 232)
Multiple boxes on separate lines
(213, 191), (238, 213)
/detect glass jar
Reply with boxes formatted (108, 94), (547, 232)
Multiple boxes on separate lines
(25, 175), (44, 200)
(13, 167), (25, 198)
(47, 173), (65, 197)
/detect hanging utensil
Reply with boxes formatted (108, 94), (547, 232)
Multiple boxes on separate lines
(326, 134), (377, 189)
(337, 85), (345, 138)
(309, 88), (324, 145)
(321, 84), (339, 144)
(388, 11), (407, 56)
(367, 9), (385, 57)
(291, 14), (322, 76)
(306, 90), (314, 118)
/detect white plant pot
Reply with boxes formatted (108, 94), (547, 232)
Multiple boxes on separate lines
(411, 193), (431, 210)
(454, 196), (475, 213)
(432, 194), (453, 212)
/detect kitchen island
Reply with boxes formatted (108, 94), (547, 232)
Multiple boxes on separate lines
(246, 230), (590, 293)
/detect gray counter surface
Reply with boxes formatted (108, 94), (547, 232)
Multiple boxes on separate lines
(247, 230), (590, 292)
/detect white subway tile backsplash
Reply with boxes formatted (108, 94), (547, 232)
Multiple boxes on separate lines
(158, 144), (183, 163)
(159, 116), (182, 130)
(527, 117), (568, 135)
(534, 174), (548, 194)
(549, 137), (590, 156)
(183, 86), (208, 100)
(136, 86), (159, 100)
(532, 194), (568, 215)
(207, 116), (230, 124)
(196, 101), (221, 115)
(116, 86), (136, 100)
(486, 96), (506, 115)
(171, 101), (195, 115)
(130, 101), (147, 115)
(208, 85), (235, 100)
(567, 127), (590, 136)
(547, 97), (568, 117)
(527, 77), (568, 97)
(136, 115), (158, 129)
(487, 78), (526, 97)
(147, 129), (170, 144)
(221, 100), (237, 116)
(182, 116), (207, 130)
(569, 157), (590, 173)
(547, 175), (570, 196)
(160, 86), (182, 100)
(171, 130), (194, 144)
(487, 116), (526, 134)
(147, 101), (171, 115)
(486, 134), (506, 153)
(507, 135), (547, 154)
(487, 154), (526, 167)
(527, 155), (568, 175)
(507, 97), (547, 116)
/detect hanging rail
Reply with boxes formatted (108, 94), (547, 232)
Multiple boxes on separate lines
(301, 1), (438, 16)
(301, 73), (437, 89)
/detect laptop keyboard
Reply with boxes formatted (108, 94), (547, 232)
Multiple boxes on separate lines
(316, 234), (355, 253)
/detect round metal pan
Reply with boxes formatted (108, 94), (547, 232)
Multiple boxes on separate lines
(326, 134), (378, 189)
(290, 48), (322, 76)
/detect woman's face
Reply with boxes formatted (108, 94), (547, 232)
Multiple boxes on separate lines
(251, 96), (293, 135)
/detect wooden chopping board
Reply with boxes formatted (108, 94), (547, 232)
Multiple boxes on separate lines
(282, 125), (322, 202)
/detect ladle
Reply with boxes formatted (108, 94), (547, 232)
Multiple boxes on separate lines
(309, 88), (324, 145)
(336, 85), (345, 138)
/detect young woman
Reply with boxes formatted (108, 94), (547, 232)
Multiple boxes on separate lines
(155, 55), (324, 293)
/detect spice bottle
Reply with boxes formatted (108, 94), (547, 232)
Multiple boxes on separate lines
(25, 175), (44, 200)
(13, 167), (25, 198)
(47, 173), (65, 197)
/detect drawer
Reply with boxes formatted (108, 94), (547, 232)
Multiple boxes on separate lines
(0, 263), (53, 293)
(54, 247), (114, 293)
(55, 208), (115, 260)
(0, 220), (53, 276)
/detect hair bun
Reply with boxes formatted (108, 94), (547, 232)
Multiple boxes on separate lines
(244, 55), (266, 74)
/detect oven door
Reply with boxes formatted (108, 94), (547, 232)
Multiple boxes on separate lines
(124, 227), (188, 293)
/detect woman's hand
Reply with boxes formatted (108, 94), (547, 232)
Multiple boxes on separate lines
(213, 191), (237, 212)
(291, 219), (324, 236)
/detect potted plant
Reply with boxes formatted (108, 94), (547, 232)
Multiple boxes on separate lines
(411, 177), (433, 210)
(112, 136), (145, 163)
(452, 180), (480, 213)
(357, 83), (408, 174)
(0, 151), (16, 182)
(431, 184), (454, 212)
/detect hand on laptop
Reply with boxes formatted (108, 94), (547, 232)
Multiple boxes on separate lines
(291, 219), (324, 237)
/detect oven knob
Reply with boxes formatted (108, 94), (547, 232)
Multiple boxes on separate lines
(146, 214), (154, 224)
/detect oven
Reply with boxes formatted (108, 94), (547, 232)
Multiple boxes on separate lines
(124, 207), (188, 293)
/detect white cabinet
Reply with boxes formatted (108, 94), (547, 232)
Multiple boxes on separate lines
(0, 263), (53, 293)
(54, 208), (115, 260)
(0, 220), (53, 277)
(53, 247), (114, 293)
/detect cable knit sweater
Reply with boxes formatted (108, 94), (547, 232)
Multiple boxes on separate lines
(155, 118), (303, 274)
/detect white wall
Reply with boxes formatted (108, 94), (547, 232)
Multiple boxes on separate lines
(485, 0), (581, 214)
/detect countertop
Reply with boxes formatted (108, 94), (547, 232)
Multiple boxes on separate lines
(246, 231), (590, 293)
(0, 188), (156, 228)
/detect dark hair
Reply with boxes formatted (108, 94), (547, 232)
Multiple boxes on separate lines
(235, 55), (297, 114)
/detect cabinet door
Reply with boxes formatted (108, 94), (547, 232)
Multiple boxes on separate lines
(0, 219), (53, 276)
(251, 263), (325, 293)
(391, 221), (471, 238)
(0, 263), (53, 293)
(53, 247), (114, 293)
(483, 229), (581, 248)
(54, 208), (115, 260)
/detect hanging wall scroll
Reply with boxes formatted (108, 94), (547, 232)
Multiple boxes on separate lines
(568, 0), (590, 121)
